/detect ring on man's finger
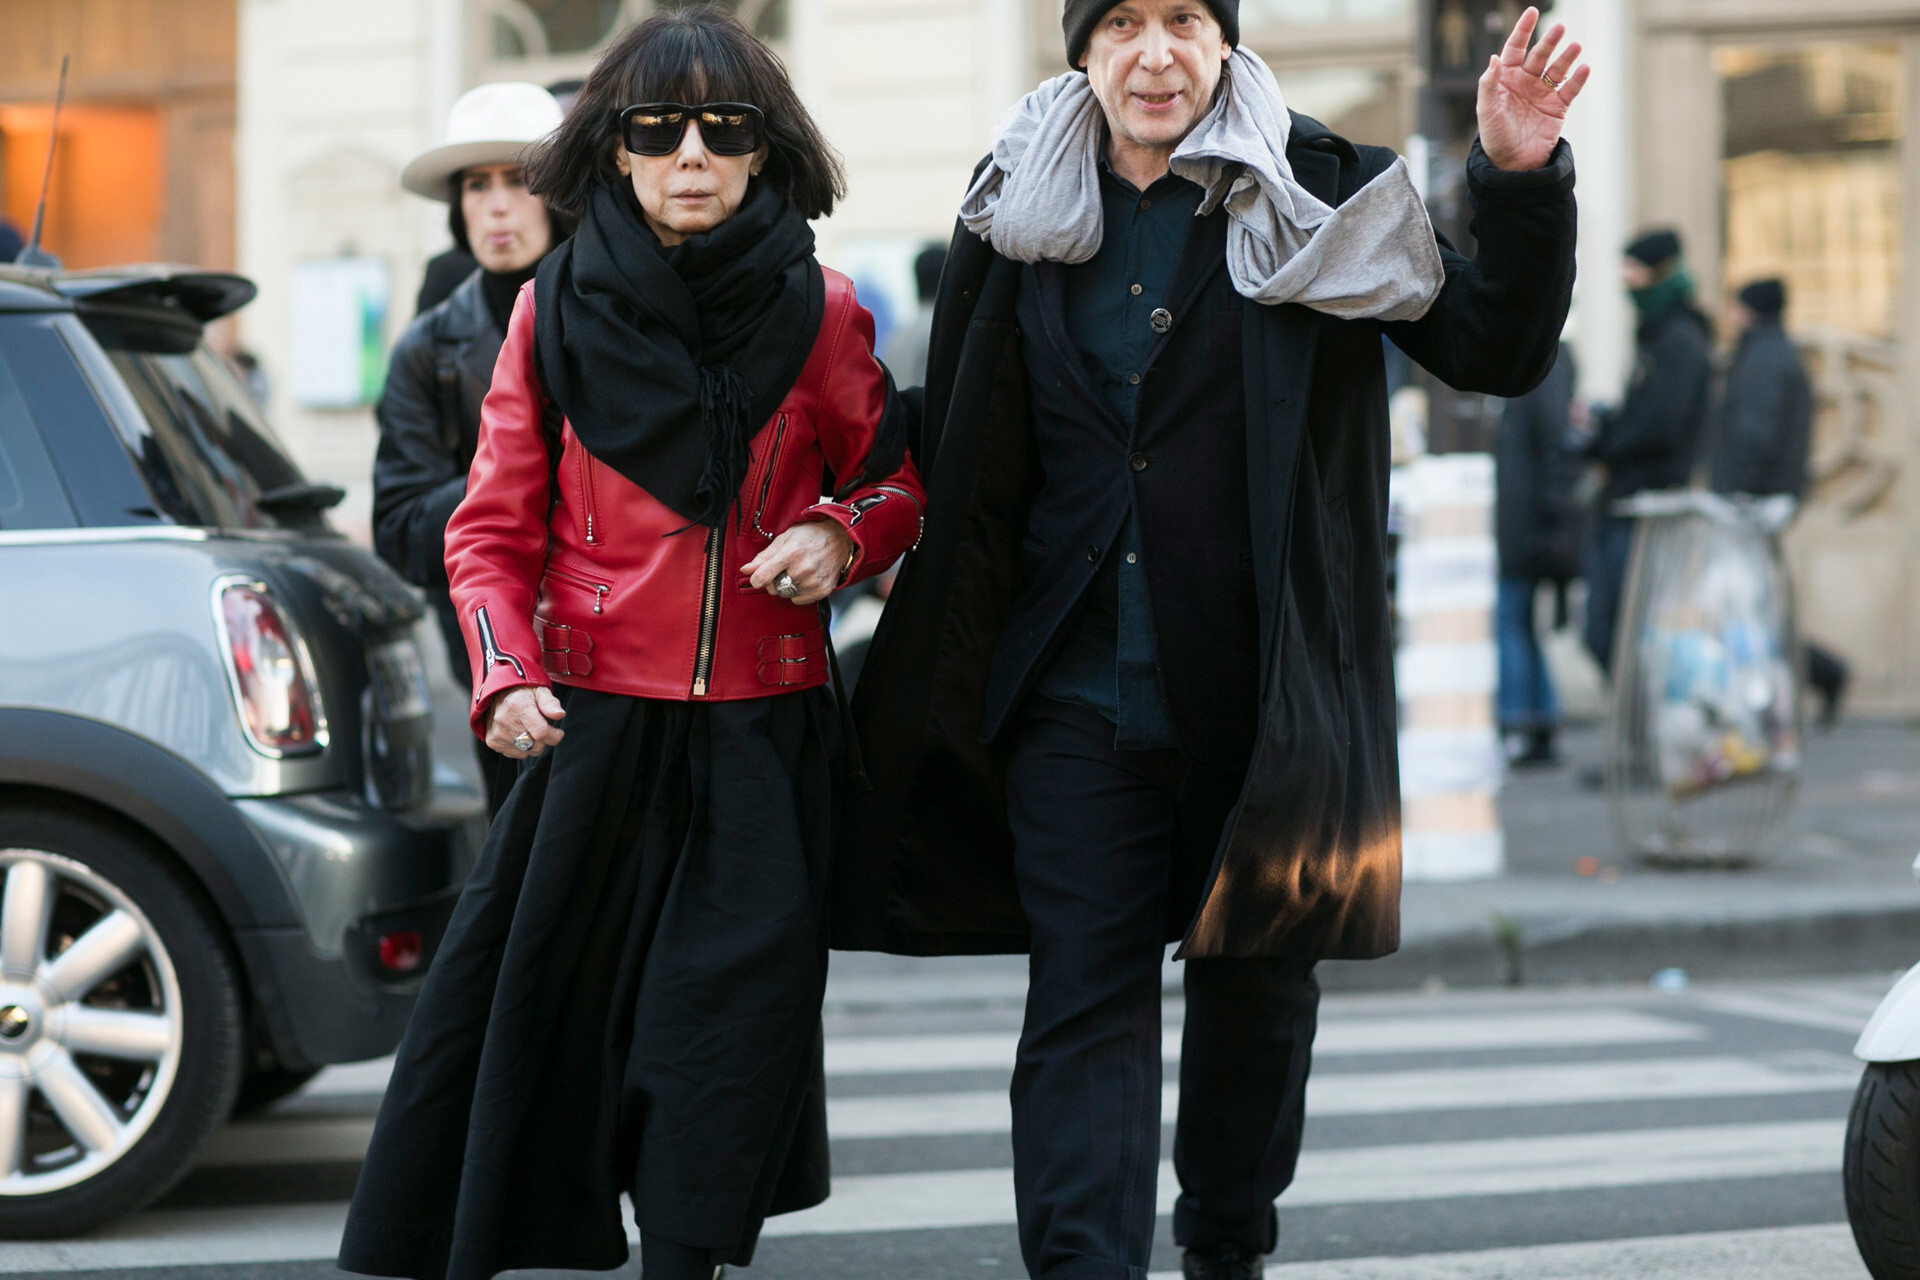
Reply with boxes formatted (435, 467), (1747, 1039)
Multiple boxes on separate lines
(1540, 70), (1560, 89)
(513, 731), (535, 753)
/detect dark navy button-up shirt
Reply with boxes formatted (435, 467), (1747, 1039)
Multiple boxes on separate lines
(1032, 160), (1202, 752)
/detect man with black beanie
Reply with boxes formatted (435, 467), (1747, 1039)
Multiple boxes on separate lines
(839, 4), (1589, 1277)
(1708, 278), (1850, 722)
(1581, 228), (1714, 672)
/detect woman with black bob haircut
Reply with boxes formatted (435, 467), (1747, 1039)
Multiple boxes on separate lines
(338, 9), (925, 1280)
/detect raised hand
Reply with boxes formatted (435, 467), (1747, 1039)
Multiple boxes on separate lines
(1477, 6), (1591, 172)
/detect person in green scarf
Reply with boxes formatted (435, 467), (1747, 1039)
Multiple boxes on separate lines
(1582, 228), (1714, 672)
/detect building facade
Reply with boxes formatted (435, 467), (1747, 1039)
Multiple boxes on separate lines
(155, 0), (1920, 713)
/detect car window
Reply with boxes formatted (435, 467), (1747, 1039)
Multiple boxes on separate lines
(75, 311), (311, 531)
(0, 343), (76, 531)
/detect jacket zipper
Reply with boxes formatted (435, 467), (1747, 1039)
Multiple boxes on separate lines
(691, 524), (724, 697)
(578, 450), (600, 545)
(545, 563), (610, 614)
(749, 414), (789, 537)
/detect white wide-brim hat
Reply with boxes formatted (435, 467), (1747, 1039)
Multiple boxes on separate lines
(401, 82), (564, 201)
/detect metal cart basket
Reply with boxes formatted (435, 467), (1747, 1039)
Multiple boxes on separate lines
(1607, 491), (1801, 864)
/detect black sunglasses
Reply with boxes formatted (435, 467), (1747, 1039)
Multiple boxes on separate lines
(619, 102), (765, 157)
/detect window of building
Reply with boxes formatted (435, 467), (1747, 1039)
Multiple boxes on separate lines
(489, 0), (787, 62)
(1717, 42), (1903, 338)
(1242, 0), (1409, 25)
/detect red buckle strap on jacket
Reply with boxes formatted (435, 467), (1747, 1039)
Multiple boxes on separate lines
(445, 266), (926, 738)
(756, 632), (825, 687)
(537, 618), (594, 678)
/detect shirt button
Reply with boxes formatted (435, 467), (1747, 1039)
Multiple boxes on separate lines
(1150, 307), (1173, 334)
(1126, 552), (1139, 565)
(1127, 372), (1141, 386)
(1130, 283), (1143, 296)
(1130, 453), (1148, 471)
(1140, 198), (1152, 210)
(1087, 545), (1099, 562)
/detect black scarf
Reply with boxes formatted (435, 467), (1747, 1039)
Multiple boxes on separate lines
(533, 179), (824, 529)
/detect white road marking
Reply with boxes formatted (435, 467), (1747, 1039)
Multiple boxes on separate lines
(1690, 990), (1880, 1035)
(762, 1119), (1844, 1236)
(822, 1010), (1704, 1075)
(825, 1052), (1860, 1138)
(0, 1202), (349, 1273)
(1146, 1223), (1866, 1280)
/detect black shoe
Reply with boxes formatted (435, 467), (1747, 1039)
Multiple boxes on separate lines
(1510, 727), (1561, 768)
(1182, 1247), (1264, 1279)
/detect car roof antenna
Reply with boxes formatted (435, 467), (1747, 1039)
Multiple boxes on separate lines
(16, 55), (69, 269)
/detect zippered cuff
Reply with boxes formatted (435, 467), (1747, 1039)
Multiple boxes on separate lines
(801, 483), (924, 587)
(467, 602), (545, 738)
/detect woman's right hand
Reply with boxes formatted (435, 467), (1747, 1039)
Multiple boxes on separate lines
(484, 686), (567, 758)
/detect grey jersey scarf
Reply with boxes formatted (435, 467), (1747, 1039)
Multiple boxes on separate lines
(961, 48), (1443, 322)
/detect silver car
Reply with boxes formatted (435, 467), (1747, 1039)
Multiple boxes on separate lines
(0, 264), (484, 1234)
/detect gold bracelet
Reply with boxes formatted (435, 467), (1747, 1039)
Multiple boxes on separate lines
(837, 539), (859, 586)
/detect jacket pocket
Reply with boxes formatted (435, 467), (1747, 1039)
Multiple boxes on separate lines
(543, 559), (611, 616)
(746, 413), (790, 538)
(575, 447), (602, 546)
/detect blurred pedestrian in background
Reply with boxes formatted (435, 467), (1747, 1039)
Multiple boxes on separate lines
(1495, 338), (1583, 766)
(341, 10), (924, 1280)
(0, 217), (22, 264)
(1708, 277), (1849, 723)
(882, 242), (945, 387)
(372, 81), (570, 812)
(1582, 228), (1712, 673)
(413, 80), (586, 314)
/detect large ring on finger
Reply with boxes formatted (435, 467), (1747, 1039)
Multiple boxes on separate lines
(1541, 70), (1560, 89)
(513, 732), (535, 753)
(775, 572), (799, 599)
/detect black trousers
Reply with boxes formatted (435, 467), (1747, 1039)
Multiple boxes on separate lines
(1005, 698), (1320, 1280)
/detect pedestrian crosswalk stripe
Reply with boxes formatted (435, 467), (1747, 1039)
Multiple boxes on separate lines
(1690, 989), (1878, 1035)
(823, 1052), (1859, 1138)
(761, 1118), (1844, 1237)
(821, 1010), (1704, 1075)
(0, 1202), (350, 1273)
(1143, 1222), (1865, 1280)
(198, 1052), (1858, 1168)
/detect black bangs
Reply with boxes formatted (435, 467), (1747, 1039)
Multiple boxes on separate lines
(523, 5), (845, 221)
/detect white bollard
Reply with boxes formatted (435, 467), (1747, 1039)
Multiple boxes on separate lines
(1396, 453), (1505, 881)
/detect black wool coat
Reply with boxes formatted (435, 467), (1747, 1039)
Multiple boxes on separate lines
(1708, 320), (1813, 500)
(1495, 343), (1585, 583)
(372, 268), (498, 684)
(834, 116), (1577, 962)
(1591, 302), (1713, 504)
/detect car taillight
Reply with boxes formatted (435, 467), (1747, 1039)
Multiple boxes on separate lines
(378, 930), (423, 973)
(215, 580), (326, 754)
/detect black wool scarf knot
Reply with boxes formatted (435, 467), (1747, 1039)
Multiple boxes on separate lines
(534, 178), (824, 530)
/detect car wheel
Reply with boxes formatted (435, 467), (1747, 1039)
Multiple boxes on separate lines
(1846, 1060), (1920, 1280)
(231, 1065), (320, 1118)
(0, 808), (242, 1237)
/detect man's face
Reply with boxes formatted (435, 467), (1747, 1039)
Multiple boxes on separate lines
(1620, 258), (1655, 291)
(1079, 0), (1231, 156)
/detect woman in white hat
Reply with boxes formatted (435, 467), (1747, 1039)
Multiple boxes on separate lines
(372, 81), (572, 813)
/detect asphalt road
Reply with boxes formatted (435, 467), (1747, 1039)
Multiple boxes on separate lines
(0, 956), (1892, 1279)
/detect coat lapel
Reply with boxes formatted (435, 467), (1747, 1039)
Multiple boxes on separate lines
(1030, 261), (1131, 441)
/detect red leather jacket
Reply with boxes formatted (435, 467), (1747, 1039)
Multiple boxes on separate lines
(446, 268), (925, 736)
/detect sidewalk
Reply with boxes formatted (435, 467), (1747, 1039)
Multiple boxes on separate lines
(1320, 717), (1920, 992)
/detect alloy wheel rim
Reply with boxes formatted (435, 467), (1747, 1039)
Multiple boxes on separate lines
(0, 849), (183, 1195)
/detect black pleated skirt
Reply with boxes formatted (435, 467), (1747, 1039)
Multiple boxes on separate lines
(338, 686), (836, 1280)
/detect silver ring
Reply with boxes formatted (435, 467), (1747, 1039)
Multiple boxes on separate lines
(775, 573), (799, 599)
(512, 732), (535, 753)
(1541, 70), (1560, 89)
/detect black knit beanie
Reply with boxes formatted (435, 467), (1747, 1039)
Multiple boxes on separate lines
(1624, 228), (1683, 270)
(1737, 278), (1786, 319)
(1064, 0), (1239, 69)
